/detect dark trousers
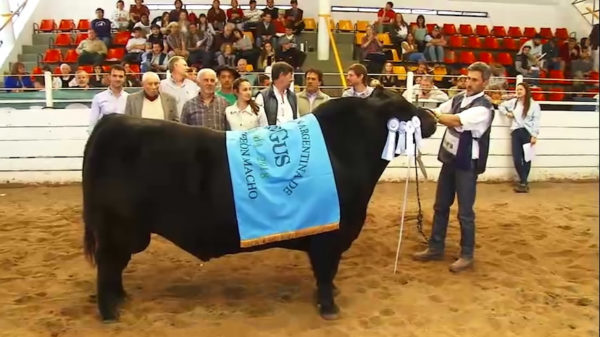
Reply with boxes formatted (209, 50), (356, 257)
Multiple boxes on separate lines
(78, 52), (105, 66)
(189, 50), (213, 68)
(511, 128), (532, 184)
(429, 161), (478, 258)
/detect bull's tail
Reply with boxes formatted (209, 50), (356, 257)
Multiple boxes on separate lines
(83, 219), (96, 265)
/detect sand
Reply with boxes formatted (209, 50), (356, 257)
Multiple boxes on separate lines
(0, 182), (598, 337)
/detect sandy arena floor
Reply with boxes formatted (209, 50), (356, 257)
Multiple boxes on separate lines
(0, 182), (597, 337)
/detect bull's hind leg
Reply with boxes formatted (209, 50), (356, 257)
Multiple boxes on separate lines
(308, 233), (342, 320)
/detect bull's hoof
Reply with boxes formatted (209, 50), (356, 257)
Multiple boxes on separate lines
(318, 303), (340, 320)
(102, 318), (119, 324)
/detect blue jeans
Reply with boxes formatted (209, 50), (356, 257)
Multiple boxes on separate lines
(425, 45), (444, 62)
(429, 161), (478, 258)
(407, 52), (426, 63)
(99, 36), (111, 48)
(511, 128), (532, 184)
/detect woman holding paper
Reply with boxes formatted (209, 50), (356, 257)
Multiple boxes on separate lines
(499, 82), (541, 193)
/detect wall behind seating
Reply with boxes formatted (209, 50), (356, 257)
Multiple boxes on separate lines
(0, 0), (41, 73)
(31, 0), (592, 39)
(0, 108), (597, 184)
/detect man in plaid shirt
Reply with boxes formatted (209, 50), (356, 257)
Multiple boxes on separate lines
(180, 68), (229, 130)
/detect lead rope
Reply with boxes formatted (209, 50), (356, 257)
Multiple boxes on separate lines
(414, 148), (429, 244)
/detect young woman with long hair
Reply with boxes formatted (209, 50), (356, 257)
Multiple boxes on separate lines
(499, 82), (542, 192)
(225, 78), (268, 130)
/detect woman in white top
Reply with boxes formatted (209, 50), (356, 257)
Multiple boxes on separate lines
(225, 78), (268, 131)
(112, 0), (130, 31)
(499, 82), (541, 193)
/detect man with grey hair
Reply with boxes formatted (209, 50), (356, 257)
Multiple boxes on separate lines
(159, 56), (200, 117)
(124, 71), (178, 121)
(413, 62), (494, 273)
(180, 68), (228, 130)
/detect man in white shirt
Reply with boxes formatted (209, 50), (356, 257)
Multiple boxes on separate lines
(89, 65), (129, 132)
(124, 27), (147, 63)
(159, 56), (200, 117)
(243, 0), (262, 30)
(124, 72), (178, 121)
(255, 61), (297, 125)
(413, 62), (494, 273)
(342, 63), (374, 98)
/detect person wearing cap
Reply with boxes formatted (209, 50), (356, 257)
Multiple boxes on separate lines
(275, 35), (303, 69)
(284, 0), (304, 35)
(216, 65), (241, 105)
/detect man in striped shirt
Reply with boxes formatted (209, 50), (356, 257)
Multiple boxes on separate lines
(180, 68), (229, 130)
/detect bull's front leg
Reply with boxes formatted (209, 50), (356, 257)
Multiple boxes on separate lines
(308, 232), (342, 320)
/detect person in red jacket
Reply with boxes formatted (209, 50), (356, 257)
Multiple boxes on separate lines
(226, 0), (244, 28)
(376, 1), (395, 33)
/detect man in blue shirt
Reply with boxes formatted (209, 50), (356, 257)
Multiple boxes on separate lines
(91, 8), (112, 47)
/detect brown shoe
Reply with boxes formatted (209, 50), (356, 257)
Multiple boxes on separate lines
(449, 257), (474, 273)
(412, 248), (444, 261)
(514, 183), (529, 193)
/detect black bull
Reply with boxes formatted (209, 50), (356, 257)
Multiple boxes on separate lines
(82, 87), (437, 321)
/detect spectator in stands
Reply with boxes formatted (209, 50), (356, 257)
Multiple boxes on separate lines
(198, 13), (217, 37)
(415, 60), (431, 76)
(542, 38), (564, 72)
(187, 23), (213, 68)
(488, 63), (507, 89)
(256, 13), (276, 47)
(89, 65), (129, 131)
(296, 68), (330, 116)
(72, 70), (91, 90)
(243, 0), (262, 31)
(227, 0), (245, 30)
(361, 25), (385, 73)
(177, 11), (191, 34)
(92, 8), (112, 47)
(485, 84), (504, 107)
(89, 65), (110, 87)
(207, 0), (227, 32)
(187, 66), (198, 82)
(255, 61), (297, 125)
(376, 1), (395, 34)
(390, 13), (409, 55)
(572, 48), (594, 78)
(281, 25), (298, 48)
(257, 73), (270, 88)
(233, 29), (258, 67)
(560, 37), (581, 74)
(412, 15), (427, 52)
(181, 68), (229, 129)
(402, 75), (448, 104)
(129, 0), (150, 27)
(226, 77), (268, 130)
(3, 62), (33, 92)
(124, 27), (147, 63)
(125, 72), (179, 121)
(273, 10), (288, 37)
(590, 24), (599, 72)
(580, 37), (590, 52)
(276, 36), (304, 69)
(218, 43), (237, 67)
(237, 58), (257, 85)
(165, 22), (189, 58)
(169, 0), (188, 22)
(258, 41), (276, 70)
(515, 45), (540, 86)
(112, 0), (130, 31)
(54, 64), (74, 89)
(263, 0), (279, 21)
(499, 82), (541, 193)
(401, 32), (426, 63)
(76, 30), (107, 65)
(379, 62), (399, 88)
(424, 25), (446, 63)
(147, 24), (165, 47)
(213, 23), (237, 56)
(123, 62), (142, 87)
(134, 14), (152, 36)
(160, 56), (200, 116)
(520, 34), (543, 62)
(152, 12), (170, 32)
(342, 63), (373, 98)
(216, 65), (240, 105)
(285, 0), (304, 35)
(447, 74), (467, 98)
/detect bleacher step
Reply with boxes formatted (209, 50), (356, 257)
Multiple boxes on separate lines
(32, 33), (55, 45)
(22, 45), (49, 54)
(19, 53), (39, 63)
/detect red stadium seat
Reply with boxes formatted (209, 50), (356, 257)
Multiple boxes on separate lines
(491, 26), (506, 37)
(77, 19), (91, 31)
(475, 25), (489, 36)
(503, 38), (519, 51)
(426, 23), (437, 33)
(102, 65), (111, 73)
(466, 36), (481, 49)
(548, 70), (567, 84)
(78, 65), (94, 74)
(539, 27), (553, 39)
(459, 67), (468, 75)
(484, 36), (500, 49)
(113, 31), (131, 46)
(507, 26), (522, 38)
(63, 49), (79, 63)
(30, 66), (43, 81)
(106, 48), (126, 61)
(129, 64), (141, 74)
(547, 88), (565, 101)
(459, 24), (473, 36)
(58, 19), (76, 32)
(53, 33), (72, 47)
(42, 49), (62, 63)
(531, 91), (546, 101)
(443, 24), (456, 36)
(37, 19), (56, 33)
(53, 66), (62, 75)
(555, 28), (569, 40)
(589, 71), (599, 81)
(74, 32), (89, 45)
(459, 51), (475, 64)
(478, 52), (494, 64)
(523, 27), (537, 38)
(496, 52), (513, 66)
(448, 35), (463, 48)
(444, 50), (456, 64)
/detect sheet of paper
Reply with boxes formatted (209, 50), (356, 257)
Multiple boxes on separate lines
(523, 143), (536, 162)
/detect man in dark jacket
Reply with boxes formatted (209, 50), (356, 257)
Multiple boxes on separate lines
(255, 61), (297, 125)
(91, 8), (112, 47)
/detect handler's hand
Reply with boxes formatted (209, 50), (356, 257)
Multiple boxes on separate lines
(530, 136), (537, 145)
(506, 112), (514, 119)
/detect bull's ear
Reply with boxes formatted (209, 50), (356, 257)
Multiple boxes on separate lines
(370, 85), (388, 99)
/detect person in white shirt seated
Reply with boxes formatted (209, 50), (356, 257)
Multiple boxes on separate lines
(402, 75), (449, 107)
(243, 0), (262, 30)
(124, 72), (179, 121)
(133, 14), (152, 37)
(225, 77), (268, 130)
(342, 63), (374, 98)
(112, 0), (130, 31)
(498, 82), (541, 193)
(124, 27), (147, 63)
